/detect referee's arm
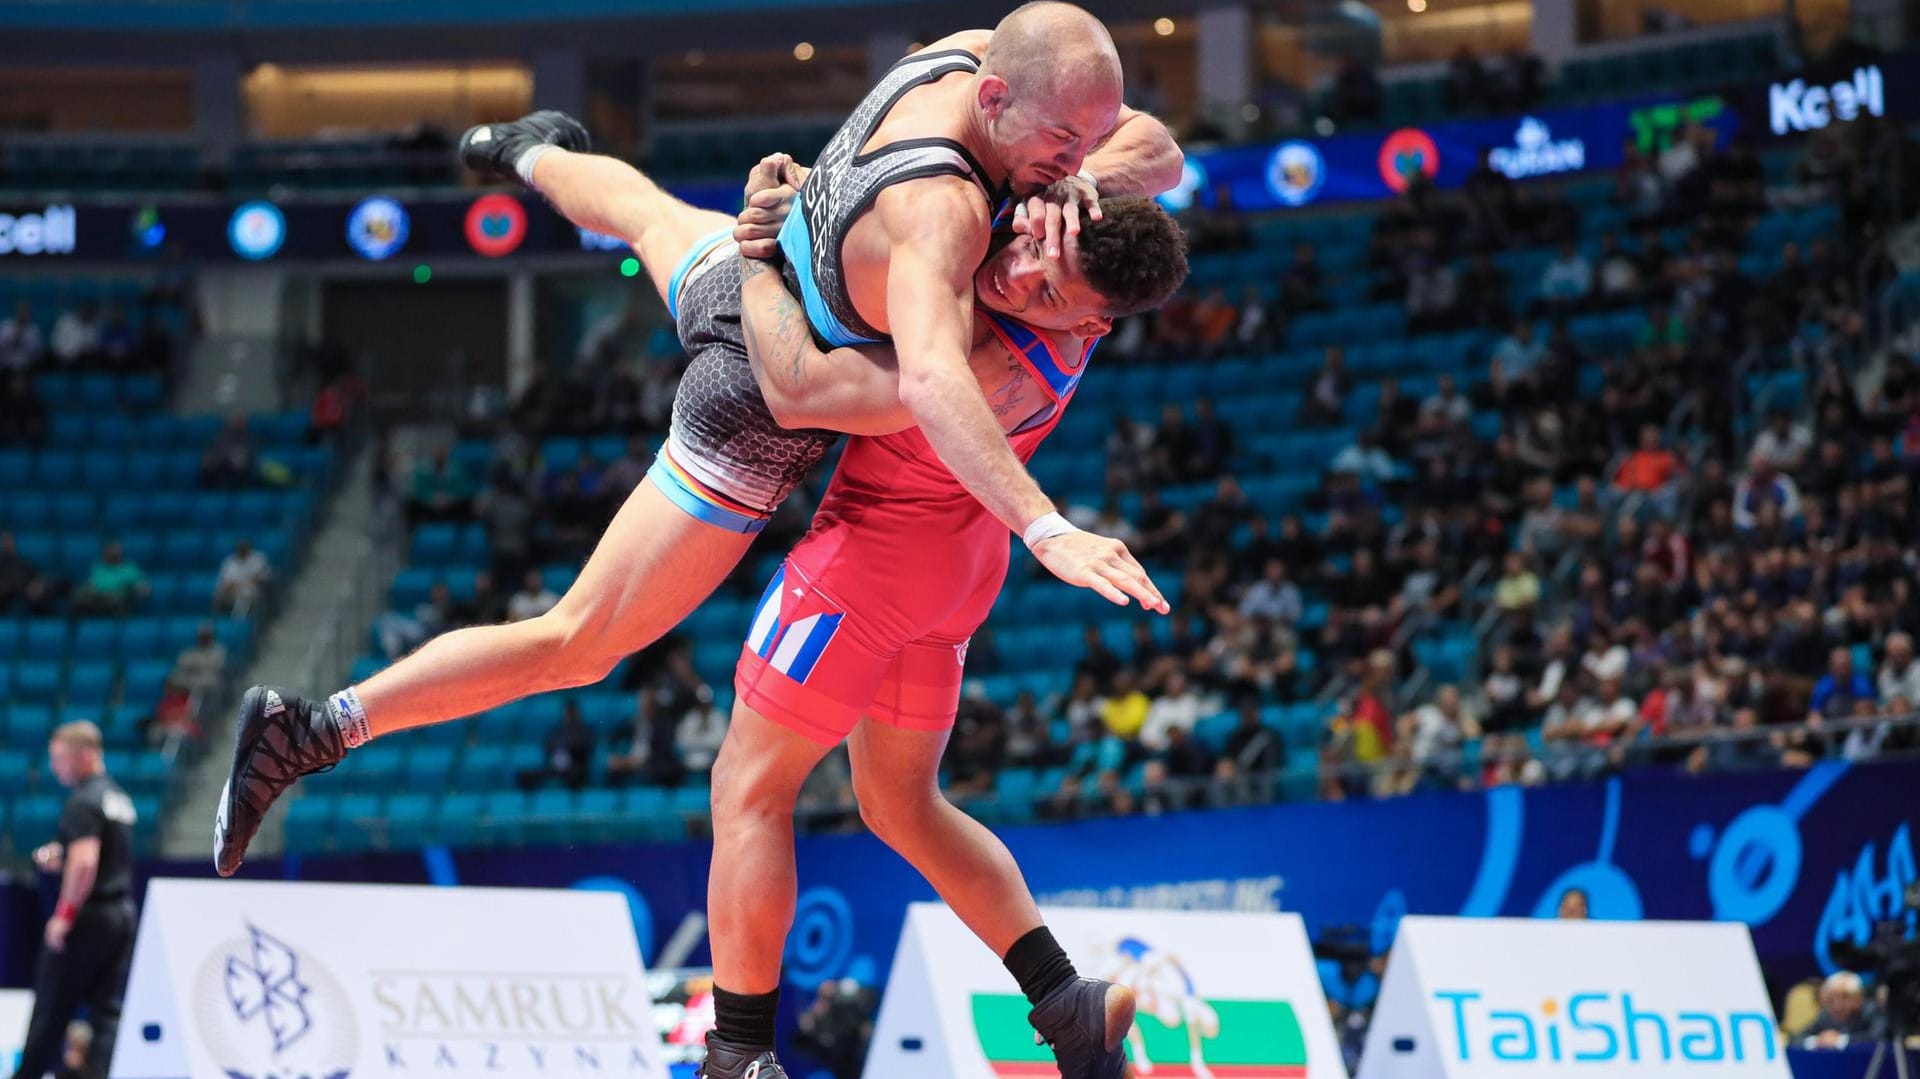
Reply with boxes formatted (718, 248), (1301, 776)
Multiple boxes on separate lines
(45, 835), (99, 952)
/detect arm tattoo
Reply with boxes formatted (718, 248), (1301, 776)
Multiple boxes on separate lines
(738, 255), (813, 392)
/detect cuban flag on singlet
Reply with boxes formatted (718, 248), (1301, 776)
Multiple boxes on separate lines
(745, 563), (844, 684)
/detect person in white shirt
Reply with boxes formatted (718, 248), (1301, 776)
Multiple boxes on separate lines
(1238, 559), (1302, 625)
(676, 695), (730, 774)
(1580, 629), (1630, 684)
(1751, 410), (1814, 473)
(1138, 671), (1206, 752)
(48, 303), (99, 366)
(1878, 633), (1920, 704)
(507, 567), (560, 622)
(1419, 373), (1471, 427)
(1538, 241), (1593, 305)
(213, 540), (272, 614)
(0, 301), (44, 372)
(1402, 684), (1481, 762)
(1331, 431), (1397, 484)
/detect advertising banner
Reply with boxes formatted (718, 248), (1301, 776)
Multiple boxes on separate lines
(1359, 917), (1787, 1079)
(865, 903), (1346, 1079)
(109, 879), (669, 1079)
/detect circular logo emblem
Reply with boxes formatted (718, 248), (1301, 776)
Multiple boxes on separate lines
(1377, 128), (1441, 193)
(1155, 157), (1210, 213)
(463, 193), (527, 258)
(1265, 140), (1326, 207)
(346, 196), (409, 260)
(191, 924), (360, 1077)
(228, 201), (285, 261)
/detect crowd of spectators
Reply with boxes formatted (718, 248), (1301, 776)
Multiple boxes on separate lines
(0, 298), (173, 380)
(514, 643), (731, 794)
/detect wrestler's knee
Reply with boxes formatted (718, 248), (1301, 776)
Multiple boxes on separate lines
(852, 766), (941, 846)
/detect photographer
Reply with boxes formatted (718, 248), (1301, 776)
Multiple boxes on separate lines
(793, 979), (877, 1079)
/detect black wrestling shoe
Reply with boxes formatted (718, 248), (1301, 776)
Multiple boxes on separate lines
(1031, 977), (1137, 1079)
(458, 109), (591, 184)
(696, 1038), (788, 1079)
(214, 686), (346, 877)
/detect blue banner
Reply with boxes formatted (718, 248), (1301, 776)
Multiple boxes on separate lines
(1169, 92), (1742, 214)
(34, 758), (1901, 1006)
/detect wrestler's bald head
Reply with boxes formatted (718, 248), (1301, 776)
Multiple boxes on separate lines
(983, 2), (1123, 102)
(975, 2), (1124, 194)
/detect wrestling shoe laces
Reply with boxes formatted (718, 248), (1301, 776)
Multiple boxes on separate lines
(213, 686), (346, 876)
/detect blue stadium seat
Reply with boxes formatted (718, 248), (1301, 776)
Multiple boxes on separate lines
(22, 620), (68, 662)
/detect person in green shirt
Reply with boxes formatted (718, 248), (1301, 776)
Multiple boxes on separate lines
(73, 541), (148, 615)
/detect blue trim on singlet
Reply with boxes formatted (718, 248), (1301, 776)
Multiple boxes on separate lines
(776, 192), (884, 349)
(978, 309), (1087, 402)
(665, 227), (734, 320)
(647, 455), (770, 535)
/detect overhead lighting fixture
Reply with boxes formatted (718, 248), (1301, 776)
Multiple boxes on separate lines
(1408, 0), (1427, 11)
(793, 41), (816, 61)
(1153, 17), (1176, 35)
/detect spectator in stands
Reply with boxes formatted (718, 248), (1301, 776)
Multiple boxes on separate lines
(1004, 692), (1048, 769)
(1614, 144), (1668, 225)
(1538, 240), (1593, 311)
(1459, 253), (1512, 328)
(1613, 424), (1684, 516)
(1811, 646), (1875, 719)
(1188, 397), (1233, 481)
(199, 414), (258, 488)
(1556, 887), (1590, 919)
(1492, 319), (1548, 386)
(377, 581), (457, 659)
(1800, 972), (1882, 1047)
(1140, 670), (1205, 752)
(1222, 698), (1282, 775)
(1494, 551), (1541, 615)
(212, 539), (271, 615)
(1102, 670), (1150, 741)
(49, 302), (100, 366)
(1445, 48), (1492, 111)
(96, 305), (137, 367)
(308, 374), (356, 444)
(1492, 48), (1545, 110)
(168, 622), (227, 701)
(677, 690), (729, 776)
(408, 446), (476, 525)
(1595, 233), (1641, 302)
(1482, 645), (1529, 732)
(507, 568), (559, 623)
(0, 530), (57, 614)
(72, 540), (148, 615)
(1299, 346), (1349, 427)
(1281, 243), (1325, 312)
(1879, 633), (1920, 703)
(1233, 285), (1271, 349)
(1733, 450), (1803, 530)
(1331, 57), (1381, 121)
(1330, 430), (1396, 485)
(1239, 559), (1302, 626)
(1400, 685), (1481, 772)
(599, 436), (653, 503)
(0, 300), (43, 371)
(1404, 244), (1459, 333)
(457, 570), (507, 626)
(518, 699), (596, 791)
(1752, 409), (1813, 473)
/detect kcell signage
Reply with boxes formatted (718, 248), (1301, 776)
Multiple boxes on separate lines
(0, 204), (77, 256)
(1768, 66), (1885, 134)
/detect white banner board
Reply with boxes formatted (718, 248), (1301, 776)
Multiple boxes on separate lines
(1359, 916), (1788, 1079)
(111, 878), (669, 1079)
(866, 903), (1348, 1079)
(2, 989), (32, 1076)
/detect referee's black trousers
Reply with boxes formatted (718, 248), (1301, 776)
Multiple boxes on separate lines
(10, 900), (135, 1079)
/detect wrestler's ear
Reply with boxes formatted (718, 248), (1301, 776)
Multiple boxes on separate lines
(977, 74), (1012, 120)
(1073, 314), (1112, 339)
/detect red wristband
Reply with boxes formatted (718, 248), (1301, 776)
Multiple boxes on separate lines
(54, 900), (77, 921)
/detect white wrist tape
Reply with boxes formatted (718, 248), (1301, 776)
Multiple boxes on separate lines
(1076, 167), (1099, 192)
(1022, 511), (1079, 550)
(515, 143), (555, 189)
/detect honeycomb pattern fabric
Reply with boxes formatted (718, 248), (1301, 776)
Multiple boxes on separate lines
(669, 244), (838, 514)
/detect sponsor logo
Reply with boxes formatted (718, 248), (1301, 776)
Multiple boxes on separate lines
(0, 204), (77, 256)
(1629, 96), (1725, 156)
(1815, 822), (1914, 972)
(1434, 989), (1778, 1064)
(1378, 129), (1440, 194)
(1265, 141), (1326, 207)
(1770, 66), (1884, 135)
(464, 193), (528, 258)
(976, 935), (1310, 1077)
(191, 923), (359, 1079)
(1490, 118), (1586, 180)
(346, 196), (410, 260)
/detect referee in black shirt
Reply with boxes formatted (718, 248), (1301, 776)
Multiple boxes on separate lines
(11, 722), (137, 1079)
